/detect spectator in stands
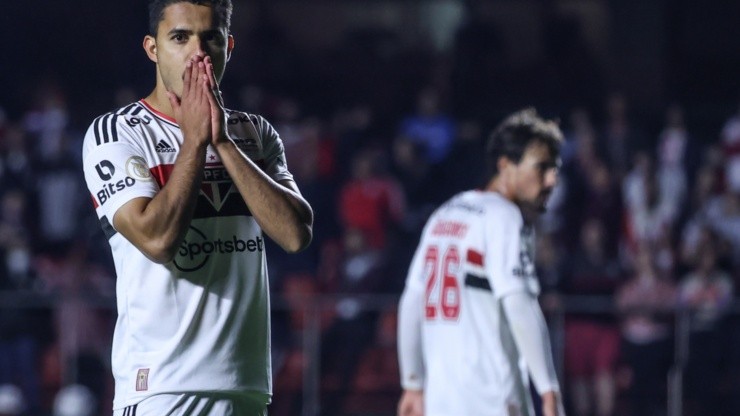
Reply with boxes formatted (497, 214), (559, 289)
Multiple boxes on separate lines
(0, 189), (42, 413)
(338, 148), (405, 249)
(600, 92), (645, 181)
(678, 240), (734, 415)
(704, 187), (740, 267)
(319, 227), (390, 415)
(679, 160), (723, 270)
(623, 152), (676, 253)
(561, 217), (622, 416)
(616, 243), (676, 416)
(334, 103), (380, 179)
(656, 104), (691, 212)
(397, 86), (456, 165)
(0, 124), (34, 194)
(721, 101), (740, 193)
(34, 241), (113, 408)
(391, 135), (440, 222)
(22, 83), (69, 164)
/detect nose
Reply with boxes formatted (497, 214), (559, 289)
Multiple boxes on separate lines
(545, 168), (559, 189)
(191, 38), (208, 60)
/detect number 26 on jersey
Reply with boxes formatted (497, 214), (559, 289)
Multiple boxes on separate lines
(424, 245), (461, 320)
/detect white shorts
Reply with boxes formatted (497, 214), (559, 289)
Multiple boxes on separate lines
(113, 392), (269, 416)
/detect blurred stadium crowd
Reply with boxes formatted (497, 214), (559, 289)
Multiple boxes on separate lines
(1, 1), (740, 416)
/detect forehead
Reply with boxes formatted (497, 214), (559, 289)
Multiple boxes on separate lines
(158, 2), (221, 33)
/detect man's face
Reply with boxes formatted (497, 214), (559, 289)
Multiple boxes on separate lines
(146, 2), (232, 98)
(509, 141), (560, 213)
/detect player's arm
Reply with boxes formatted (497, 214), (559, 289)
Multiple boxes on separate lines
(213, 142), (313, 253)
(501, 292), (565, 416)
(202, 57), (313, 253)
(397, 285), (425, 416)
(397, 243), (427, 416)
(113, 58), (212, 263)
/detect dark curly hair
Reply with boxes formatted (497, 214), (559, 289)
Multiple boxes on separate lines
(485, 108), (563, 178)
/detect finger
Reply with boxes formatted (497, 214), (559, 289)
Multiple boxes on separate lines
(202, 74), (224, 115)
(204, 56), (217, 89)
(189, 59), (201, 97)
(182, 60), (193, 97)
(203, 58), (224, 106)
(195, 62), (209, 103)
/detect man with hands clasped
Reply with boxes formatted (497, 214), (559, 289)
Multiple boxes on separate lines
(82, 1), (312, 414)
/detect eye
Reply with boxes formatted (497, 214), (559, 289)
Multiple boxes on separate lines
(171, 33), (187, 43)
(207, 34), (225, 46)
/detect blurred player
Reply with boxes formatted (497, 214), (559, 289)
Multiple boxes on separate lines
(397, 109), (565, 416)
(81, 1), (313, 414)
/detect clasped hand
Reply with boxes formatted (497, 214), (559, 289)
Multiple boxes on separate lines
(167, 55), (227, 147)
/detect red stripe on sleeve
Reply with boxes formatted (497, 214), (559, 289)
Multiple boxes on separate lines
(149, 164), (175, 188)
(467, 249), (484, 266)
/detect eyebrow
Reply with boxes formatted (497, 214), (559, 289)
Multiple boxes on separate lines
(167, 28), (193, 36)
(167, 28), (224, 37)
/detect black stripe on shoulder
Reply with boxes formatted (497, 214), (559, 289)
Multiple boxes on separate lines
(132, 404), (137, 416)
(101, 114), (112, 144)
(111, 115), (118, 142)
(464, 273), (491, 292)
(103, 113), (118, 143)
(99, 216), (118, 240)
(93, 116), (103, 146)
(132, 105), (144, 115)
(116, 103), (138, 115)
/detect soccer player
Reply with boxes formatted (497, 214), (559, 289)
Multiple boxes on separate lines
(397, 109), (565, 416)
(81, 1), (313, 414)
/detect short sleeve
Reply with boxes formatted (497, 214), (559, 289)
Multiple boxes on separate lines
(82, 115), (159, 225)
(485, 205), (540, 299)
(253, 115), (294, 183)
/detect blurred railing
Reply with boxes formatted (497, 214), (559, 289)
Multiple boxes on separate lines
(1, 291), (738, 416)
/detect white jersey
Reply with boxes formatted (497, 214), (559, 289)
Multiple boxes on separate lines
(400, 190), (540, 416)
(82, 100), (292, 409)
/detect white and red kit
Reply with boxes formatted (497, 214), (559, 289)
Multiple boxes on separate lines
(398, 190), (560, 416)
(82, 100), (292, 410)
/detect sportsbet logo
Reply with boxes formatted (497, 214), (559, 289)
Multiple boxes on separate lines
(174, 226), (264, 272)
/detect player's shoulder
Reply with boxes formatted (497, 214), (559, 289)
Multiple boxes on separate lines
(225, 108), (260, 125)
(224, 109), (274, 132)
(225, 110), (285, 156)
(225, 110), (278, 136)
(443, 190), (522, 223)
(83, 102), (147, 148)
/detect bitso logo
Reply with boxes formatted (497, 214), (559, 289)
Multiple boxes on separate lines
(95, 160), (115, 180)
(126, 156), (152, 181)
(97, 176), (136, 206)
(174, 226), (264, 272)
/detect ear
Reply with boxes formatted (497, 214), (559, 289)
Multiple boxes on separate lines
(226, 35), (235, 62)
(497, 156), (512, 175)
(143, 35), (158, 63)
